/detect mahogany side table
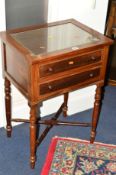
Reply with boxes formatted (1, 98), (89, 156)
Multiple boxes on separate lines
(0, 19), (113, 168)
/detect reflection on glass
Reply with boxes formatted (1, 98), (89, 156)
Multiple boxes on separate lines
(11, 23), (99, 55)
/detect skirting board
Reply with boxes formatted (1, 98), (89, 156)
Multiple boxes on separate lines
(0, 85), (96, 127)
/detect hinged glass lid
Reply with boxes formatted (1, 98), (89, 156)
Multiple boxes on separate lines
(10, 23), (99, 55)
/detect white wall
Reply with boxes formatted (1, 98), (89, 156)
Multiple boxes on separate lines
(72, 0), (109, 33)
(48, 0), (108, 33)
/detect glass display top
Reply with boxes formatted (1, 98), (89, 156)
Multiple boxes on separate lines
(10, 23), (100, 55)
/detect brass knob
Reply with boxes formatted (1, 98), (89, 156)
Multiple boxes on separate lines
(89, 73), (94, 77)
(68, 61), (74, 65)
(48, 67), (53, 72)
(48, 85), (52, 90)
(40, 46), (45, 49)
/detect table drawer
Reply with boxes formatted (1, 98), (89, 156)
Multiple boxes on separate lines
(39, 51), (101, 78)
(40, 68), (100, 95)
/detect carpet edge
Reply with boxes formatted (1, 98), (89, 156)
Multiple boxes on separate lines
(41, 136), (59, 175)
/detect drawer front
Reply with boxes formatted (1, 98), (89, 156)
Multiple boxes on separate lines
(39, 51), (101, 78)
(40, 68), (100, 95)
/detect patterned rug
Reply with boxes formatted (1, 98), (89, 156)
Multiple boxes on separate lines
(41, 137), (116, 175)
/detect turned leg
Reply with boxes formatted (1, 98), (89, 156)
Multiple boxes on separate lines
(29, 104), (38, 169)
(5, 77), (12, 137)
(90, 85), (102, 143)
(63, 93), (69, 117)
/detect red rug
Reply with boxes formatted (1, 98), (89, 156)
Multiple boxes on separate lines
(41, 137), (116, 175)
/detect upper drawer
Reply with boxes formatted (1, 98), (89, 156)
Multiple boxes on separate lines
(39, 50), (101, 78)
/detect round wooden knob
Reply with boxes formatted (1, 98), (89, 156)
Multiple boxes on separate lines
(48, 85), (52, 90)
(48, 67), (53, 72)
(89, 73), (94, 77)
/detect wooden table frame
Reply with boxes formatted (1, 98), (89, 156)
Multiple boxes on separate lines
(0, 19), (113, 168)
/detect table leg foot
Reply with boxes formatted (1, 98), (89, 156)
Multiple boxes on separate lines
(62, 106), (68, 117)
(30, 157), (36, 169)
(90, 131), (96, 143)
(6, 126), (12, 137)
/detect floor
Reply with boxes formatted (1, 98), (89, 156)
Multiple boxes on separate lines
(0, 86), (116, 175)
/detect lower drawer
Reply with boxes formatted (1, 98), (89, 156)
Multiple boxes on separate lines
(40, 68), (100, 95)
